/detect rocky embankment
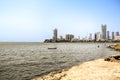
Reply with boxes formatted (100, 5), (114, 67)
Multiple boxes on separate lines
(32, 44), (120, 80)
(108, 44), (120, 51)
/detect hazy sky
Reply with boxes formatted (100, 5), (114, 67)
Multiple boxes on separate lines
(0, 0), (120, 42)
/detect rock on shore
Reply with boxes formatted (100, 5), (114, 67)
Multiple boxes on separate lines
(108, 44), (120, 51)
(32, 54), (120, 80)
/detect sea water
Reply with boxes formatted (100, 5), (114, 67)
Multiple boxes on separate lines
(0, 42), (118, 80)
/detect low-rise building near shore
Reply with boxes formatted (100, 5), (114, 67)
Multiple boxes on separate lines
(114, 36), (120, 41)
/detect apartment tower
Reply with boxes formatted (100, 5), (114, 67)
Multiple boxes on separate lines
(53, 28), (58, 42)
(112, 32), (114, 40)
(101, 24), (107, 40)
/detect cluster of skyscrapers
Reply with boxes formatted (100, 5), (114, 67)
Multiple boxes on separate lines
(44, 24), (120, 42)
(52, 28), (75, 42)
(95, 24), (120, 41)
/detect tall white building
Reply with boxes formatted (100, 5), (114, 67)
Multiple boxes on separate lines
(101, 24), (107, 40)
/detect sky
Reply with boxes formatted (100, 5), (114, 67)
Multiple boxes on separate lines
(0, 0), (120, 42)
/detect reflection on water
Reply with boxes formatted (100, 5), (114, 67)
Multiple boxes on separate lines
(0, 43), (118, 80)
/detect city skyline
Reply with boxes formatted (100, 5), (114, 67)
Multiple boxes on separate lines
(0, 0), (120, 42)
(48, 24), (120, 42)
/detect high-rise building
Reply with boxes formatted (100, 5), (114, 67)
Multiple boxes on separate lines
(94, 33), (97, 41)
(53, 28), (58, 42)
(116, 32), (119, 36)
(107, 31), (110, 40)
(112, 32), (114, 40)
(96, 32), (102, 41)
(65, 34), (74, 41)
(101, 24), (107, 40)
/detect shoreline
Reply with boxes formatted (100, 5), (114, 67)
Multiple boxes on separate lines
(32, 54), (120, 80)
(108, 44), (120, 51)
(32, 44), (120, 80)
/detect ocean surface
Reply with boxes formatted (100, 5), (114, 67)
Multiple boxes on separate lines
(0, 42), (118, 80)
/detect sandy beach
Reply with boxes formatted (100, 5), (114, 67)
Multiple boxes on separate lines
(32, 53), (120, 80)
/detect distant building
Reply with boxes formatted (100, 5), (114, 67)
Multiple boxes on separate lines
(94, 33), (97, 41)
(114, 36), (120, 40)
(101, 24), (107, 40)
(66, 34), (69, 41)
(116, 32), (119, 36)
(53, 28), (58, 42)
(59, 35), (63, 40)
(66, 34), (74, 41)
(112, 32), (114, 40)
(78, 36), (80, 40)
(96, 32), (102, 41)
(71, 38), (79, 42)
(89, 33), (92, 40)
(107, 31), (110, 40)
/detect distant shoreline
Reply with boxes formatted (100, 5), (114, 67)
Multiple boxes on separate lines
(0, 42), (120, 44)
(44, 42), (120, 43)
